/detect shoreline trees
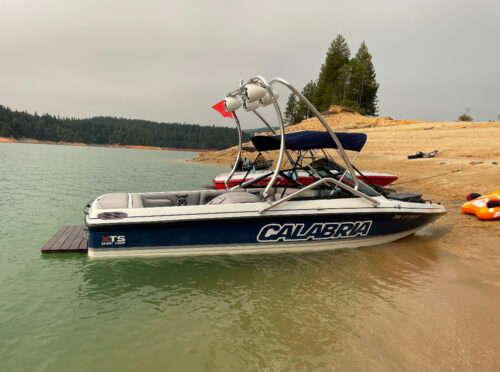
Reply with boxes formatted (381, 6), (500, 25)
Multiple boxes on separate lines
(0, 105), (250, 150)
(285, 35), (379, 125)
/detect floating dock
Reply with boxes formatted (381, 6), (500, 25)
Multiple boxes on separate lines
(41, 225), (88, 254)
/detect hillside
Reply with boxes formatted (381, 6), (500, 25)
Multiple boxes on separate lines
(0, 105), (250, 150)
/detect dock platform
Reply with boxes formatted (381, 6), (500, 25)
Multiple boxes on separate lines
(42, 225), (88, 254)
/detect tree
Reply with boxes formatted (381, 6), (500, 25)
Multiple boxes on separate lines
(458, 107), (473, 122)
(284, 94), (298, 125)
(0, 104), (250, 149)
(312, 34), (351, 111)
(296, 80), (317, 122)
(347, 41), (379, 115)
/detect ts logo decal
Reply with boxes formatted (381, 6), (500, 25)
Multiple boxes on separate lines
(101, 235), (126, 246)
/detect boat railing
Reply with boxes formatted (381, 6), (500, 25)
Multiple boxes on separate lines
(269, 77), (361, 192)
(251, 109), (297, 177)
(224, 112), (243, 189)
(258, 177), (380, 214)
(250, 76), (286, 198)
(221, 74), (375, 211)
(231, 171), (273, 189)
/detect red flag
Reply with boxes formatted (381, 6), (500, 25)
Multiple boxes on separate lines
(212, 100), (233, 119)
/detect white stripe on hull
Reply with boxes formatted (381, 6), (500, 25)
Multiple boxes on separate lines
(88, 227), (421, 258)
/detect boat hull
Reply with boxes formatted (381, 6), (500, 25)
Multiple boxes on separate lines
(213, 171), (398, 189)
(87, 210), (442, 258)
(88, 228), (423, 257)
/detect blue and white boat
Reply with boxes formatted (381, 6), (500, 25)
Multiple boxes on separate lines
(85, 75), (445, 257)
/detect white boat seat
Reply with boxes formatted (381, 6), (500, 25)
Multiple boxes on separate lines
(207, 191), (261, 205)
(142, 192), (200, 207)
(142, 198), (174, 208)
(199, 190), (225, 205)
(129, 190), (226, 208)
(96, 193), (129, 209)
(131, 194), (144, 208)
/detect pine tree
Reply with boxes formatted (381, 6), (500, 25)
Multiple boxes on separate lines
(0, 104), (249, 149)
(347, 41), (379, 115)
(312, 34), (351, 111)
(296, 80), (317, 122)
(284, 94), (298, 125)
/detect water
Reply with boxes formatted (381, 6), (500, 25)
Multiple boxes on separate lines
(1, 142), (499, 371)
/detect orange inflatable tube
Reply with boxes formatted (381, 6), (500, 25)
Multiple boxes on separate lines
(461, 189), (500, 220)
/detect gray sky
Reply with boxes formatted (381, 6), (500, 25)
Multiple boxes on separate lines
(1, 0), (499, 128)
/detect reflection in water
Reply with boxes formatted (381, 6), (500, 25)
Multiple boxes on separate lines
(75, 236), (440, 369)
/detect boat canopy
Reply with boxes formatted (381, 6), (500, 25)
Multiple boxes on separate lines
(251, 130), (367, 152)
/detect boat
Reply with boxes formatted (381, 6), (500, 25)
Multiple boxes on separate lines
(85, 75), (446, 257)
(213, 169), (398, 189)
(212, 130), (398, 189)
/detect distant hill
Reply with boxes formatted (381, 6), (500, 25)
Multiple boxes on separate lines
(0, 105), (250, 150)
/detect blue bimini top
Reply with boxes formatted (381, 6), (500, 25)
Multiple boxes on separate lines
(251, 130), (367, 152)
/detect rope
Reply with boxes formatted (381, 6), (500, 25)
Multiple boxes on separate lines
(392, 168), (463, 186)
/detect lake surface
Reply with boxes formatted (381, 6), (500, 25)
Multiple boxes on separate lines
(0, 142), (498, 371)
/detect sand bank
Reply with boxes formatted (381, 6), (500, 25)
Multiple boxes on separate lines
(0, 136), (211, 152)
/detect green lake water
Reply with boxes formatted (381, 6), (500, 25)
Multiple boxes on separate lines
(0, 142), (499, 371)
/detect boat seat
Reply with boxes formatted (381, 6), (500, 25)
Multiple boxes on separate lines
(199, 190), (225, 205)
(96, 193), (129, 209)
(128, 190), (256, 208)
(141, 192), (200, 207)
(266, 187), (318, 201)
(142, 197), (174, 208)
(207, 191), (261, 205)
(131, 194), (144, 208)
(386, 193), (424, 203)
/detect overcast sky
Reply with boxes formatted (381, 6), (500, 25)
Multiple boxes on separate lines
(1, 0), (499, 128)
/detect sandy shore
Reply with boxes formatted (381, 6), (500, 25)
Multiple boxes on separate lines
(0, 137), (19, 143)
(0, 136), (212, 152)
(194, 107), (500, 280)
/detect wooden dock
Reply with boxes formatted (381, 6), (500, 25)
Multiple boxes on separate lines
(41, 225), (88, 254)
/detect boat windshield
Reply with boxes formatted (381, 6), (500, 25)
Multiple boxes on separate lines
(306, 158), (380, 197)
